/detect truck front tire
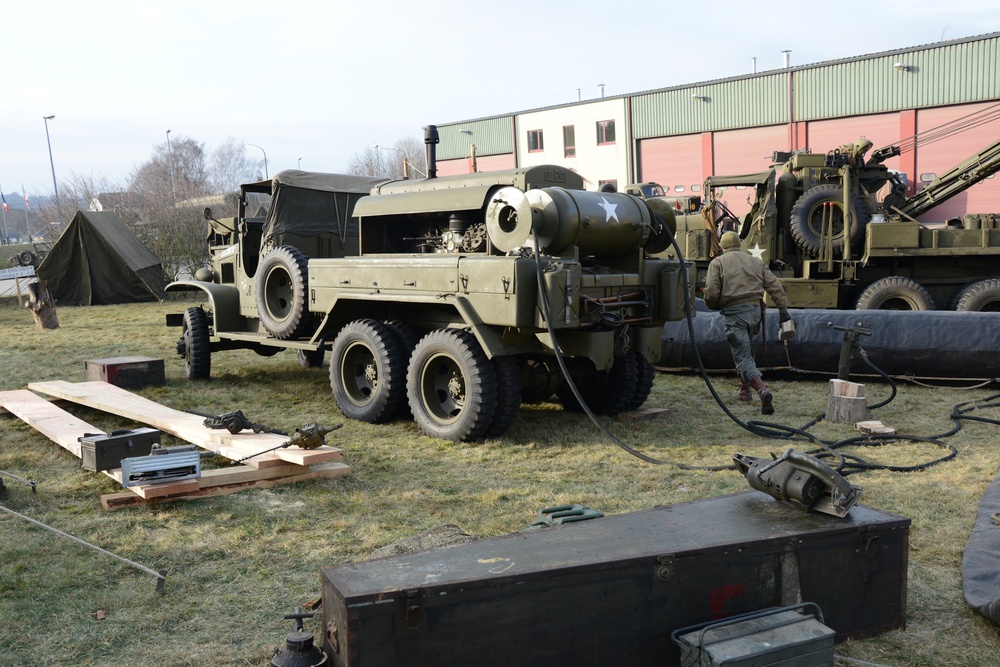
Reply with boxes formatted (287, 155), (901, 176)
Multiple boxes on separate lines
(181, 307), (211, 380)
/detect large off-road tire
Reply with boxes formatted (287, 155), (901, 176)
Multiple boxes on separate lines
(951, 278), (1000, 312)
(486, 355), (521, 438)
(557, 354), (638, 416)
(625, 352), (656, 411)
(789, 184), (870, 257)
(854, 276), (935, 310)
(256, 246), (311, 339)
(383, 319), (422, 356)
(181, 307), (211, 380)
(329, 319), (408, 423)
(407, 329), (497, 442)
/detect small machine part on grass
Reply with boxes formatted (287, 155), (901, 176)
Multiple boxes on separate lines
(733, 449), (863, 518)
(186, 408), (288, 435)
(525, 504), (604, 530)
(235, 423), (342, 463)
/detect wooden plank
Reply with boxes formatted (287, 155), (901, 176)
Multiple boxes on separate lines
(100, 461), (352, 510)
(0, 389), (103, 458)
(28, 380), (343, 467)
(829, 379), (866, 398)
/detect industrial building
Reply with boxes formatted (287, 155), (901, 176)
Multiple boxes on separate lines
(433, 32), (1000, 223)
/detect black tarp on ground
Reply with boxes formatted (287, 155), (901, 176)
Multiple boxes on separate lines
(963, 468), (1000, 625)
(661, 304), (1000, 380)
(36, 210), (167, 305)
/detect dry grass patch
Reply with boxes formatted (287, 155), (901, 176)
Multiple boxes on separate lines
(1, 297), (999, 665)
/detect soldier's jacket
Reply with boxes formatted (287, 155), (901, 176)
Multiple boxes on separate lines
(703, 248), (789, 313)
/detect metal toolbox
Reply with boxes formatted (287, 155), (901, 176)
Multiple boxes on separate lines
(79, 428), (161, 472)
(672, 603), (834, 667)
(320, 492), (909, 667)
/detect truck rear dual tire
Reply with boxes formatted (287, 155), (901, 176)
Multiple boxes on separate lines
(558, 353), (638, 415)
(330, 320), (408, 423)
(256, 246), (312, 340)
(854, 276), (934, 310)
(950, 278), (1000, 312)
(407, 329), (497, 442)
(789, 185), (870, 258)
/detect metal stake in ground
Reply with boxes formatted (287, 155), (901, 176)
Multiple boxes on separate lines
(0, 503), (167, 592)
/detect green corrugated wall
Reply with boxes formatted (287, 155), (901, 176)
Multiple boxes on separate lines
(436, 32), (1000, 155)
(435, 118), (514, 160)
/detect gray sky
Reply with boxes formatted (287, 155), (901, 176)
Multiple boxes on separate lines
(3, 0), (998, 198)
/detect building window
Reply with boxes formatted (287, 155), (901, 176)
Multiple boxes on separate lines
(528, 129), (544, 152)
(597, 120), (616, 145)
(599, 180), (618, 193)
(674, 185), (686, 192)
(563, 125), (575, 157)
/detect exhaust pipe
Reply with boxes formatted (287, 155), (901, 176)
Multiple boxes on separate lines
(423, 125), (439, 179)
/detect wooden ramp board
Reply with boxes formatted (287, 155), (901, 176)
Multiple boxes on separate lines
(28, 380), (343, 468)
(0, 389), (101, 458)
(100, 461), (352, 510)
(0, 389), (352, 508)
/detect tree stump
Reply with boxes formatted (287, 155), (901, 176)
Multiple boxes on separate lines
(827, 379), (867, 423)
(26, 280), (59, 330)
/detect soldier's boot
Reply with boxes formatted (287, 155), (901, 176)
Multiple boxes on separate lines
(736, 383), (754, 402)
(749, 376), (774, 415)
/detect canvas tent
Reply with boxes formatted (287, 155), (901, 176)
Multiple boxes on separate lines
(36, 210), (168, 305)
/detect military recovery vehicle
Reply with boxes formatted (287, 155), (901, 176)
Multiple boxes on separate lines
(167, 127), (689, 442)
(656, 135), (1000, 311)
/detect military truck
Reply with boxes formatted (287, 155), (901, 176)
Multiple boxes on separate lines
(167, 128), (689, 442)
(656, 136), (1000, 311)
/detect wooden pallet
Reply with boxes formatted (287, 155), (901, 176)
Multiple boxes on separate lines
(0, 388), (351, 509)
(28, 380), (342, 468)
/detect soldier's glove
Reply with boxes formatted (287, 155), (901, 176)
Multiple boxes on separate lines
(779, 312), (792, 324)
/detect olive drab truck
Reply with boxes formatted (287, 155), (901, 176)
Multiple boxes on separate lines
(167, 126), (690, 442)
(655, 135), (1000, 311)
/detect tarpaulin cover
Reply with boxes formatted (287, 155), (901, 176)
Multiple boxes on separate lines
(262, 170), (387, 240)
(36, 210), (167, 306)
(661, 304), (1000, 380)
(963, 469), (1000, 625)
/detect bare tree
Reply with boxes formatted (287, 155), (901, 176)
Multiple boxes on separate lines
(348, 135), (426, 180)
(211, 137), (264, 195)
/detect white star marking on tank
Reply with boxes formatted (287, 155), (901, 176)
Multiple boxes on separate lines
(749, 243), (766, 260)
(598, 196), (619, 223)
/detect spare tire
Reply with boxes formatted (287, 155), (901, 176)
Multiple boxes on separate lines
(854, 276), (934, 311)
(256, 246), (312, 339)
(789, 184), (870, 257)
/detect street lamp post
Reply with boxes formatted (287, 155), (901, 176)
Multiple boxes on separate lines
(42, 115), (60, 219)
(298, 157), (302, 170)
(166, 129), (176, 203)
(248, 143), (269, 179)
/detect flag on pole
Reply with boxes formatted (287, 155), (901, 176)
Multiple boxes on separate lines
(21, 185), (30, 210)
(1, 188), (7, 213)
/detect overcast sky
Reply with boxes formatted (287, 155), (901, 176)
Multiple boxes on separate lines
(2, 0), (998, 198)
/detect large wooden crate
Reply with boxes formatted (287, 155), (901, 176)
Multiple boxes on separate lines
(320, 492), (909, 667)
(84, 356), (165, 388)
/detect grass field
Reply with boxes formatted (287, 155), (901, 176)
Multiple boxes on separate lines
(1, 296), (999, 666)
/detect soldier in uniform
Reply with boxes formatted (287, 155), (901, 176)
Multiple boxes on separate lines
(703, 231), (791, 415)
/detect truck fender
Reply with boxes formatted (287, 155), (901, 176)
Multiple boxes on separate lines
(166, 280), (244, 331)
